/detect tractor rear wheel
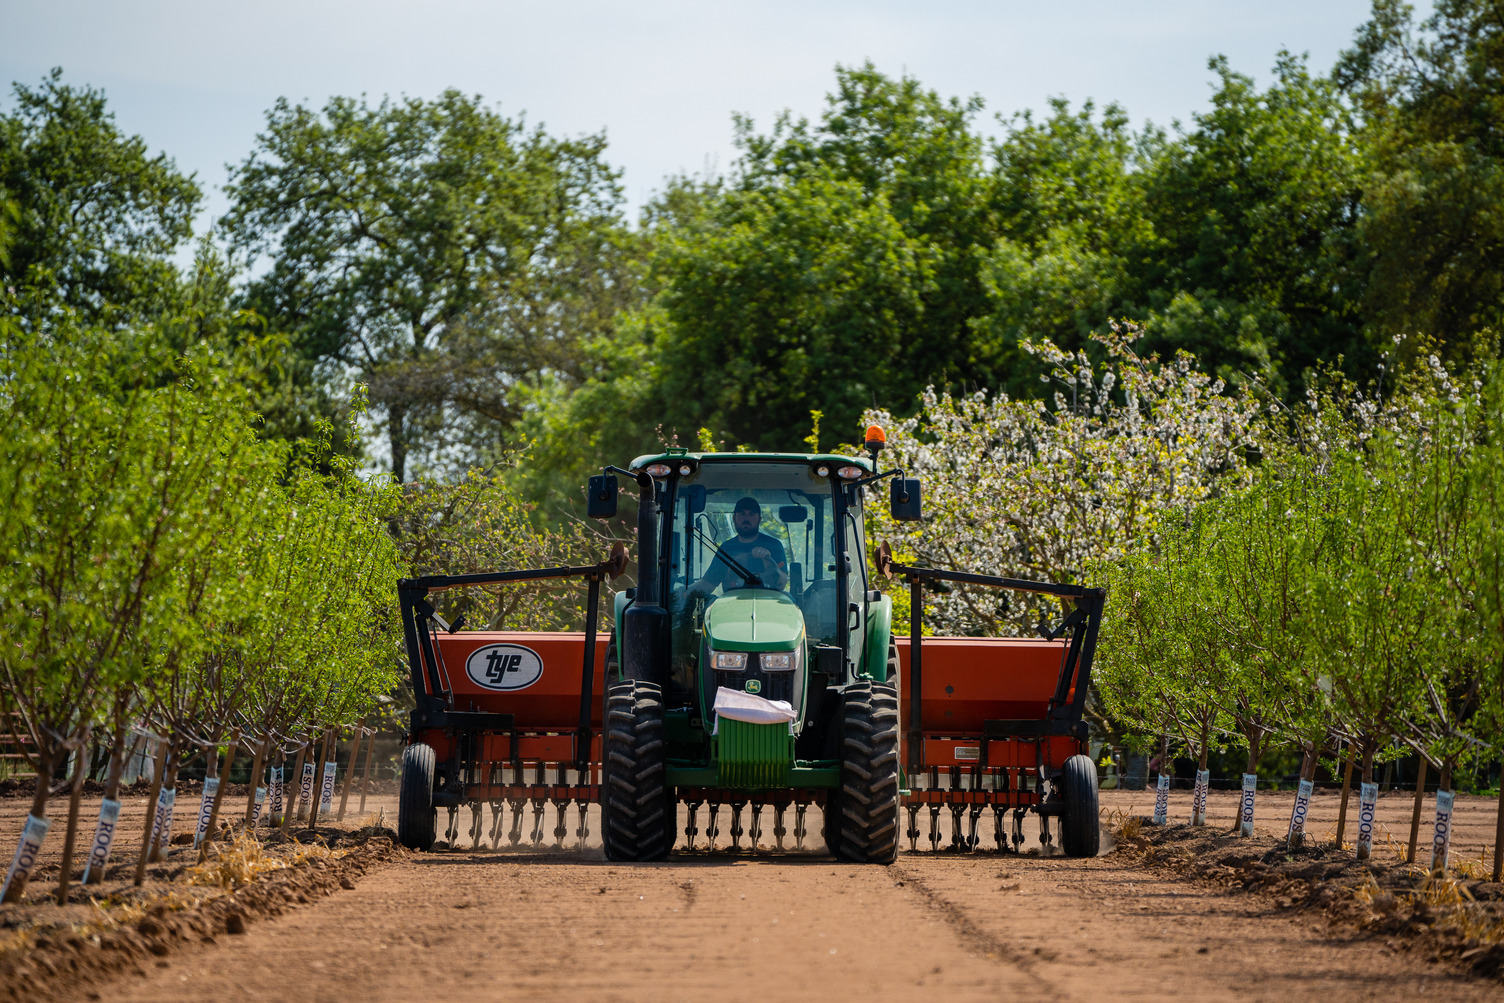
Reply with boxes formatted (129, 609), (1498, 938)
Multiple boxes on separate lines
(1059, 753), (1100, 857)
(831, 681), (900, 864)
(601, 680), (672, 861)
(397, 743), (437, 851)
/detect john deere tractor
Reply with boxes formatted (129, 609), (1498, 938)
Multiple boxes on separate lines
(395, 430), (1104, 864)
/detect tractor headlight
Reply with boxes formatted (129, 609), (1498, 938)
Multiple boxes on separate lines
(760, 652), (794, 670)
(714, 651), (748, 670)
(836, 465), (865, 480)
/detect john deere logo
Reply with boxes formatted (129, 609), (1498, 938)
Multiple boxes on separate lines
(465, 643), (544, 691)
(744, 679), (761, 694)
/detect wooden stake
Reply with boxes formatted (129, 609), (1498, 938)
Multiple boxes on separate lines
(307, 727), (334, 829)
(55, 732), (90, 904)
(243, 736), (268, 827)
(337, 719), (366, 821)
(1492, 762), (1503, 883)
(199, 730), (239, 862)
(1406, 756), (1428, 864)
(281, 735), (310, 833)
(133, 739), (170, 886)
(358, 726), (376, 814)
(1335, 744), (1355, 847)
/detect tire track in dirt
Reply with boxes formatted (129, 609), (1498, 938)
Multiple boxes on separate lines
(888, 857), (1054, 989)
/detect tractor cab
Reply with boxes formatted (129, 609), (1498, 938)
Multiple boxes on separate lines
(652, 454), (875, 724)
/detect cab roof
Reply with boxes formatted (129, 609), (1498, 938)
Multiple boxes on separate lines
(629, 450), (875, 473)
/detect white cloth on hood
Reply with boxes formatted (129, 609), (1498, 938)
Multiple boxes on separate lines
(711, 686), (796, 734)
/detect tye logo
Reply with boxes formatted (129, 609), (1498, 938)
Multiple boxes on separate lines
(485, 650), (525, 683)
(465, 644), (543, 691)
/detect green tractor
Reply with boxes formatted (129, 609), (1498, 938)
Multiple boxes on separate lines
(588, 440), (920, 863)
(395, 429), (1105, 863)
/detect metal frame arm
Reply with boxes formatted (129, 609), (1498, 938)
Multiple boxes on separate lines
(398, 543), (628, 772)
(875, 542), (1107, 771)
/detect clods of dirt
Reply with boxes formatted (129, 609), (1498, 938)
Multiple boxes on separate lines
(1114, 819), (1504, 979)
(0, 832), (407, 1003)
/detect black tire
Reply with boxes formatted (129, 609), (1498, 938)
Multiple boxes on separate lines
(885, 636), (900, 683)
(397, 743), (437, 851)
(604, 634), (619, 683)
(1060, 753), (1100, 857)
(831, 681), (900, 863)
(602, 680), (672, 861)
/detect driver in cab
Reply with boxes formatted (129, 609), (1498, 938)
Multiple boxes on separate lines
(688, 496), (789, 593)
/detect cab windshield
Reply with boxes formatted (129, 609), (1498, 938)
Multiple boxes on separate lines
(667, 461), (863, 647)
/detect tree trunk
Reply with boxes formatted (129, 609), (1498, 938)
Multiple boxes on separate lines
(150, 751), (181, 863)
(1, 746), (58, 903)
(55, 736), (90, 904)
(1406, 756), (1429, 864)
(1360, 738), (1376, 785)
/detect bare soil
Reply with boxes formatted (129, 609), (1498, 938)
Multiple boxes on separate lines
(0, 787), (1499, 1001)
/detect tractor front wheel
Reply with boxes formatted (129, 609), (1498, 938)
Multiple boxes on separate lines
(397, 742), (437, 851)
(602, 680), (672, 861)
(1059, 753), (1100, 857)
(831, 681), (900, 863)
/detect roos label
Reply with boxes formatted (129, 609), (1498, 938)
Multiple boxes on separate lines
(1239, 774), (1257, 837)
(82, 798), (122, 882)
(1356, 782), (1378, 858)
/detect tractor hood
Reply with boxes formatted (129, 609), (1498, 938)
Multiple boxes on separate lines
(703, 590), (806, 652)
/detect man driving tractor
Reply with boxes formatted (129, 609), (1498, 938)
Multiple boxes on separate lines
(689, 496), (789, 592)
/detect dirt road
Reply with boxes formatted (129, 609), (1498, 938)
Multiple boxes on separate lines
(68, 791), (1499, 1003)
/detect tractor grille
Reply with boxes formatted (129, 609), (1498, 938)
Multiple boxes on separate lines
(714, 666), (794, 704)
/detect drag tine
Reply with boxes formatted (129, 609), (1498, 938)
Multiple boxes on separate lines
(794, 804), (807, 850)
(508, 799), (525, 846)
(773, 804), (786, 850)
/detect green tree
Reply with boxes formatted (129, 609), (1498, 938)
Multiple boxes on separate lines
(1337, 0), (1504, 353)
(972, 99), (1154, 394)
(0, 69), (201, 322)
(1138, 54), (1366, 394)
(649, 65), (993, 447)
(222, 89), (629, 481)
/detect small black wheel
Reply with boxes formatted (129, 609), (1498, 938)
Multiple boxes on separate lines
(397, 743), (437, 851)
(1060, 753), (1100, 857)
(832, 681), (900, 863)
(602, 680), (672, 861)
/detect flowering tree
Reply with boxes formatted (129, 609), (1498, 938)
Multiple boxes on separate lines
(863, 322), (1262, 636)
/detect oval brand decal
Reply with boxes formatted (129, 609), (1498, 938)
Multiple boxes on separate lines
(465, 644), (544, 691)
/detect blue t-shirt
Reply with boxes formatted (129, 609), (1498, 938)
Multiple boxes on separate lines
(704, 532), (787, 590)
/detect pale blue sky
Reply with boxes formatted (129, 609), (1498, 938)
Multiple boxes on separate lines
(5, 1), (1397, 229)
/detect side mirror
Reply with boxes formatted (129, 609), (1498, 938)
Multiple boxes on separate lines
(683, 484), (707, 514)
(890, 478), (922, 521)
(587, 475), (618, 519)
